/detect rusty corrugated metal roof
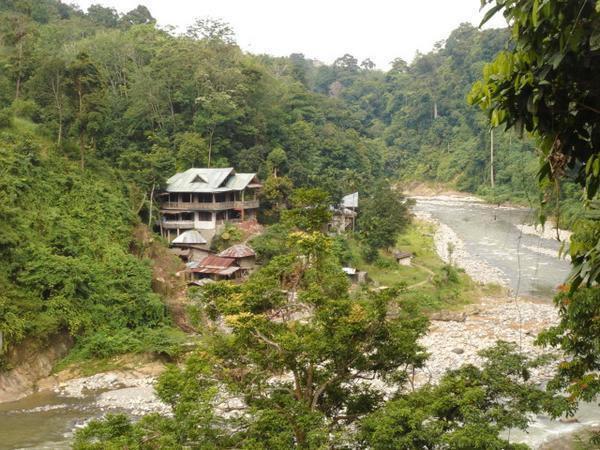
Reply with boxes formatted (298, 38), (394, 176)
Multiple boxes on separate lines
(218, 244), (255, 259)
(191, 255), (236, 271)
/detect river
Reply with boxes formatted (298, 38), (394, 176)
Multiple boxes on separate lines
(414, 196), (600, 448)
(414, 196), (571, 297)
(0, 196), (596, 449)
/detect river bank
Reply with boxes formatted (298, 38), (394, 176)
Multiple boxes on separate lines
(0, 194), (585, 449)
(416, 296), (559, 387)
(0, 355), (170, 449)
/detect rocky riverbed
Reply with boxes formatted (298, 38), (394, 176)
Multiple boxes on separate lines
(415, 210), (510, 287)
(413, 202), (561, 385)
(415, 297), (559, 387)
(48, 363), (170, 417)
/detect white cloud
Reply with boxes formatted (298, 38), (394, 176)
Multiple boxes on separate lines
(71, 0), (507, 69)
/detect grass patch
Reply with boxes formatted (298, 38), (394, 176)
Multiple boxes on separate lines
(54, 326), (189, 374)
(348, 221), (485, 312)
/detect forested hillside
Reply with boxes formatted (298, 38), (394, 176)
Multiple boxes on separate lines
(0, 119), (174, 363)
(0, 0), (546, 357)
(298, 24), (541, 202)
(0, 0), (390, 357)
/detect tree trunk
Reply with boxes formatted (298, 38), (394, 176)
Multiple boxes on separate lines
(15, 42), (23, 100)
(490, 128), (495, 189)
(78, 84), (85, 169)
(50, 70), (63, 147)
(294, 428), (307, 448)
(208, 128), (215, 168)
(79, 133), (85, 170)
(148, 182), (155, 228)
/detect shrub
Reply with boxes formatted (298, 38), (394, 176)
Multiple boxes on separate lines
(11, 98), (40, 121)
(0, 108), (12, 128)
(210, 223), (243, 251)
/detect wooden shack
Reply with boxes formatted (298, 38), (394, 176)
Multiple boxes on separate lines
(187, 255), (241, 282)
(170, 229), (211, 262)
(393, 250), (413, 266)
(218, 244), (256, 271)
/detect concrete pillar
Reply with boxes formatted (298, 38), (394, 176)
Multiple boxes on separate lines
(241, 189), (245, 221)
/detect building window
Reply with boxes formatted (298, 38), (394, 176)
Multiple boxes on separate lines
(181, 193), (191, 203)
(197, 211), (212, 221)
(181, 212), (194, 221)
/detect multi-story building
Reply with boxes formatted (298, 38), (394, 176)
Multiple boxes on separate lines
(158, 167), (261, 242)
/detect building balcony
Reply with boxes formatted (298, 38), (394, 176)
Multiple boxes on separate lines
(160, 220), (195, 229)
(234, 199), (259, 209)
(161, 199), (259, 211)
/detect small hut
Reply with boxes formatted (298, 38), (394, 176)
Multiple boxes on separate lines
(171, 229), (211, 262)
(328, 192), (359, 233)
(342, 267), (368, 284)
(393, 250), (413, 266)
(218, 244), (256, 271)
(187, 255), (241, 282)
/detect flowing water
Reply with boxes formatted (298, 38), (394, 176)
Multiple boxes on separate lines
(414, 197), (571, 297)
(0, 196), (595, 449)
(0, 391), (98, 449)
(414, 196), (600, 447)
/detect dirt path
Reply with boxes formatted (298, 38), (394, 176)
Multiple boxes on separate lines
(406, 262), (435, 290)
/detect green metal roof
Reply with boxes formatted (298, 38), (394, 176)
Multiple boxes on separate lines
(165, 168), (259, 193)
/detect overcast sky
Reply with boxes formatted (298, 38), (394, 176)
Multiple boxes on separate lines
(70, 0), (507, 69)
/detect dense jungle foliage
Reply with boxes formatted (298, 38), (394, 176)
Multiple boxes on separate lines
(0, 121), (175, 365)
(0, 0), (537, 357)
(2, 0), (599, 448)
(471, 0), (600, 425)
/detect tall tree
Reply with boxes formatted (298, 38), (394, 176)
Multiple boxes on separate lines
(469, 0), (600, 419)
(65, 52), (104, 169)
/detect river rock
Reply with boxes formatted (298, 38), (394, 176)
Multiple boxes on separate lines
(430, 311), (466, 322)
(413, 298), (560, 388)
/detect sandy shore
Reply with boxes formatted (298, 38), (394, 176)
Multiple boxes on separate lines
(517, 223), (572, 242)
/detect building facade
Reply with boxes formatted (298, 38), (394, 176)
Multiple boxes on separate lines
(159, 168), (261, 242)
(329, 192), (358, 233)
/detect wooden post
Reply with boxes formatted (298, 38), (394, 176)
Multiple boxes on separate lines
(490, 128), (495, 189)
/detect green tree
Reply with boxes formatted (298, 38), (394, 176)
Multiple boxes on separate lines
(86, 4), (118, 28)
(267, 146), (287, 176)
(360, 342), (554, 450)
(469, 0), (600, 417)
(259, 175), (293, 224)
(358, 181), (412, 261)
(282, 188), (332, 232)
(76, 229), (429, 448)
(120, 5), (155, 27)
(174, 131), (208, 169)
(194, 90), (240, 167)
(186, 18), (235, 44)
(65, 51), (104, 169)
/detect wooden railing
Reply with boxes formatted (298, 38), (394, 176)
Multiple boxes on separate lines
(162, 201), (233, 210)
(160, 220), (195, 229)
(234, 199), (260, 209)
(161, 200), (259, 210)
